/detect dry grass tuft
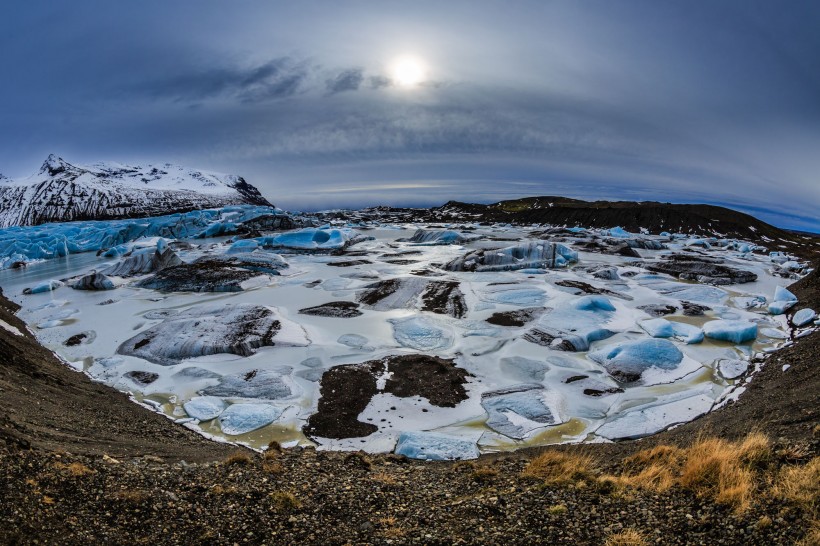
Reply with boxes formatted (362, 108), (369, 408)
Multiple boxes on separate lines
(548, 504), (568, 515)
(378, 516), (407, 539)
(53, 461), (94, 477)
(604, 528), (648, 546)
(470, 466), (499, 482)
(773, 457), (820, 509)
(370, 471), (398, 486)
(612, 433), (772, 513)
(223, 451), (252, 466)
(737, 432), (772, 467)
(796, 520), (820, 546)
(262, 460), (284, 474)
(523, 450), (596, 485)
(269, 491), (300, 512)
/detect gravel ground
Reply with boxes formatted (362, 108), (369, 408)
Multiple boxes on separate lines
(0, 264), (818, 545)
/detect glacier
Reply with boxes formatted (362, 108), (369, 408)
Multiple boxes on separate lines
(0, 205), (288, 270)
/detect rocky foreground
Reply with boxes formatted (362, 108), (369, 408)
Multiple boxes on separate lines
(0, 265), (817, 544)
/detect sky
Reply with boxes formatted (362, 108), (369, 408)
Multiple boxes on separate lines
(1, 1), (818, 231)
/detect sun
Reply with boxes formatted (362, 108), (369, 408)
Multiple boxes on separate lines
(391, 56), (426, 87)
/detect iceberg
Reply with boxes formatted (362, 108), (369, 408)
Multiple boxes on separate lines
(389, 315), (453, 351)
(702, 320), (757, 344)
(639, 318), (703, 344)
(792, 308), (816, 327)
(255, 227), (364, 251)
(394, 431), (479, 461)
(400, 229), (479, 245)
(183, 396), (227, 421)
(101, 247), (182, 277)
(589, 339), (684, 383)
(218, 403), (283, 435)
(481, 384), (566, 439)
(444, 241), (578, 272)
(524, 295), (618, 351)
(202, 368), (300, 400)
(23, 279), (64, 294)
(595, 390), (714, 440)
(117, 303), (308, 365)
(717, 359), (748, 379)
(769, 285), (799, 315)
(72, 273), (116, 291)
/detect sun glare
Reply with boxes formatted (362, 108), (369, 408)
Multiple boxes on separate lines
(391, 56), (426, 87)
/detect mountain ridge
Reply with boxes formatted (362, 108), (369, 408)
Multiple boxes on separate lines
(0, 155), (272, 227)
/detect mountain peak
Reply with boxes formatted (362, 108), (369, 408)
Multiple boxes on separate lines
(39, 154), (79, 177)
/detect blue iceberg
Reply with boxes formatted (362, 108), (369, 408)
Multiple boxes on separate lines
(702, 320), (757, 344)
(589, 339), (684, 382)
(792, 308), (816, 327)
(394, 431), (479, 461)
(218, 403), (283, 435)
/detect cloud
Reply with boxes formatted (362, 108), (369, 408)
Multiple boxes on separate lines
(326, 68), (365, 94)
(133, 57), (310, 103)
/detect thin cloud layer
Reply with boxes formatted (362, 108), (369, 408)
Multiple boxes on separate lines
(0, 1), (817, 231)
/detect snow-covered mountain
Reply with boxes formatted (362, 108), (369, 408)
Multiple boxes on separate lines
(0, 155), (273, 227)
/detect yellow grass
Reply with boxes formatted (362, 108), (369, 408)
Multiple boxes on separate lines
(613, 433), (772, 513)
(370, 471), (398, 486)
(604, 529), (648, 546)
(378, 516), (407, 539)
(796, 520), (820, 546)
(223, 451), (252, 466)
(269, 491), (301, 512)
(262, 460), (284, 474)
(523, 450), (596, 485)
(470, 466), (499, 482)
(773, 457), (820, 509)
(53, 461), (94, 477)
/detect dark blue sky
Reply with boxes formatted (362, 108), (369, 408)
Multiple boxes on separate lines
(1, 1), (818, 231)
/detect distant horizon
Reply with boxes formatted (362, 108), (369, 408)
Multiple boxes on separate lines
(2, 152), (817, 234)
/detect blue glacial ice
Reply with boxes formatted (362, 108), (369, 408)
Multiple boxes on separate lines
(394, 431), (479, 461)
(401, 229), (480, 245)
(525, 296), (618, 351)
(768, 285), (799, 315)
(717, 359), (749, 379)
(445, 241), (578, 272)
(23, 279), (64, 294)
(637, 277), (729, 304)
(604, 226), (630, 238)
(639, 318), (703, 344)
(589, 339), (684, 382)
(0, 205), (284, 269)
(481, 384), (566, 439)
(482, 287), (548, 306)
(595, 389), (714, 440)
(183, 396), (227, 421)
(389, 315), (453, 351)
(72, 273), (116, 290)
(255, 227), (361, 251)
(499, 357), (550, 382)
(702, 320), (757, 344)
(202, 368), (300, 400)
(573, 295), (616, 312)
(792, 308), (816, 327)
(218, 403), (283, 435)
(117, 303), (308, 365)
